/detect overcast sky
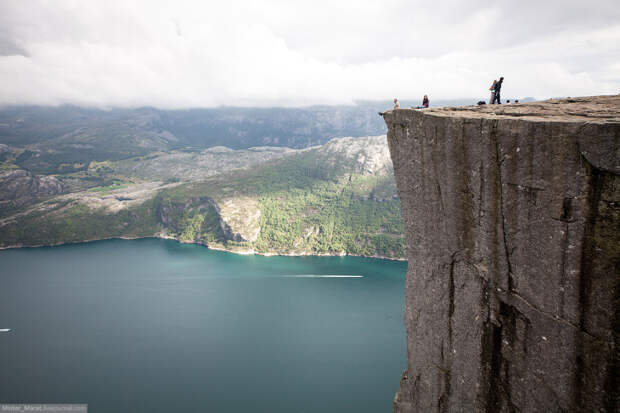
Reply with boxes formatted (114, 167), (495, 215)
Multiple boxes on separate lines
(1, 0), (619, 108)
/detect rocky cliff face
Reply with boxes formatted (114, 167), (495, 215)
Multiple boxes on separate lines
(0, 169), (63, 201)
(384, 96), (619, 412)
(0, 169), (64, 216)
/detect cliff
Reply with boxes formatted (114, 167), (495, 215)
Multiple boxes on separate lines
(384, 96), (619, 412)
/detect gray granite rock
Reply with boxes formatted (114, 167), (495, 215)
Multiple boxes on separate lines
(384, 96), (619, 412)
(0, 169), (63, 201)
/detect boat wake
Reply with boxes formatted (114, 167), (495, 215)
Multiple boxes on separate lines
(283, 275), (363, 278)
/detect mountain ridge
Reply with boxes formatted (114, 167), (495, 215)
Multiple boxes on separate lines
(0, 135), (406, 259)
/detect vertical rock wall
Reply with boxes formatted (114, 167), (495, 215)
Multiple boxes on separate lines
(384, 96), (619, 412)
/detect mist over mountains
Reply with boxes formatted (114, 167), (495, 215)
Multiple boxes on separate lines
(0, 104), (382, 148)
(0, 100), (486, 146)
(0, 99), (496, 174)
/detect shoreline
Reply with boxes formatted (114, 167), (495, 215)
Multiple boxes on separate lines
(0, 235), (408, 262)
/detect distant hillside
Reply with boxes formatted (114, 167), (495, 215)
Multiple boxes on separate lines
(0, 136), (405, 259)
(0, 104), (388, 173)
(1, 99), (502, 257)
(0, 100), (496, 174)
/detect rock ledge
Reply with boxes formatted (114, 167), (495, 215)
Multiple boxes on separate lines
(385, 95), (619, 412)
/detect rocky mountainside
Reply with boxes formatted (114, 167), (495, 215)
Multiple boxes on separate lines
(0, 100), (495, 175)
(95, 146), (297, 182)
(0, 169), (63, 200)
(0, 135), (405, 259)
(0, 169), (64, 216)
(313, 136), (394, 176)
(385, 96), (619, 412)
(0, 104), (388, 174)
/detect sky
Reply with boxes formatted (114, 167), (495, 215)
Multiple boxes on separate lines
(0, 0), (619, 108)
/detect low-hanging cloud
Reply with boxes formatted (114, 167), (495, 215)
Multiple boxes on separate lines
(0, 0), (619, 108)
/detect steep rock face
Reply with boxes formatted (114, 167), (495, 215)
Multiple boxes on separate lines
(157, 196), (261, 243)
(384, 96), (619, 412)
(215, 197), (261, 242)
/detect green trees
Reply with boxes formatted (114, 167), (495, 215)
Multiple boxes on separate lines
(150, 147), (405, 258)
(0, 136), (406, 258)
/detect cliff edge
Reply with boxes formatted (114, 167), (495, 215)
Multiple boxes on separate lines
(384, 95), (619, 412)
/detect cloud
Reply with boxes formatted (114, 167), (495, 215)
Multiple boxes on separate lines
(0, 0), (618, 108)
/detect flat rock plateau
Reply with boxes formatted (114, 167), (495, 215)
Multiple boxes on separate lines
(384, 95), (618, 412)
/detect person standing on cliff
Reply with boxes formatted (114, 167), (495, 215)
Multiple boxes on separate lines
(492, 77), (504, 104)
(393, 98), (400, 109)
(489, 79), (497, 104)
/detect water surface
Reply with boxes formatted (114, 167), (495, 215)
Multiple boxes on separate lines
(0, 238), (406, 413)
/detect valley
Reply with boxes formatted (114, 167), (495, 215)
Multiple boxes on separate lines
(0, 128), (405, 258)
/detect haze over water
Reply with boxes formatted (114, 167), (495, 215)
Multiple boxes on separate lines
(0, 238), (406, 413)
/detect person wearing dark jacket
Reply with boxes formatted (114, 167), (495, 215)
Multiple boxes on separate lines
(492, 77), (504, 104)
(489, 79), (497, 104)
(413, 95), (429, 109)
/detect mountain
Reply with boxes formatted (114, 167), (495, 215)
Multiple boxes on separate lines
(0, 100), (494, 174)
(0, 136), (405, 259)
(0, 104), (387, 174)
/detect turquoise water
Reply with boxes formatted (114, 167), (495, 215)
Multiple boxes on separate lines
(0, 238), (406, 413)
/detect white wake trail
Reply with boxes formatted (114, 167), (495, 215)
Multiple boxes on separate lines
(283, 275), (363, 278)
